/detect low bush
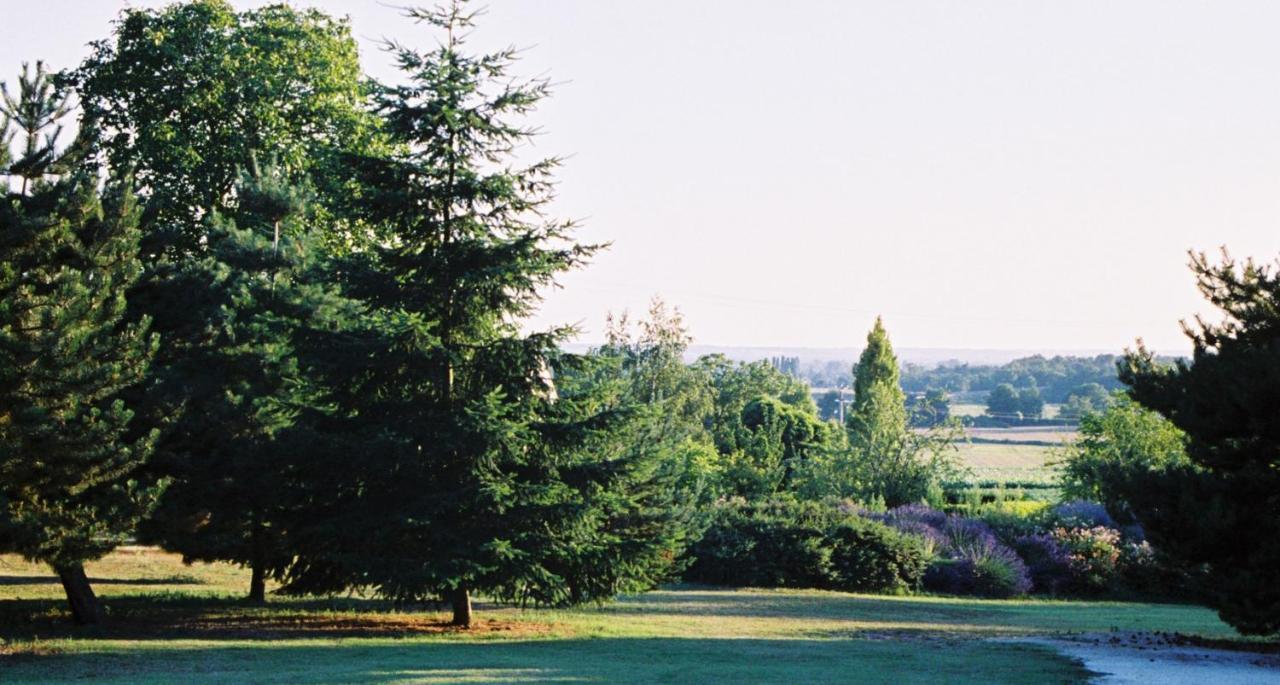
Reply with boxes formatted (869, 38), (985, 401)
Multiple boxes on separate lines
(873, 505), (1032, 597)
(976, 501), (1050, 543)
(685, 498), (1182, 602)
(1048, 500), (1116, 529)
(1051, 525), (1122, 592)
(923, 555), (1030, 598)
(684, 501), (835, 588)
(1013, 532), (1074, 596)
(684, 500), (931, 594)
(828, 518), (930, 593)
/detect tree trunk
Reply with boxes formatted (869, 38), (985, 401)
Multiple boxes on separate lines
(247, 523), (267, 604)
(248, 561), (266, 604)
(56, 563), (102, 626)
(450, 587), (473, 628)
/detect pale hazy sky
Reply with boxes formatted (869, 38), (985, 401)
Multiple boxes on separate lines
(5, 1), (1279, 352)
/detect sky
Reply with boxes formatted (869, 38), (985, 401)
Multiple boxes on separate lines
(4, 1), (1279, 353)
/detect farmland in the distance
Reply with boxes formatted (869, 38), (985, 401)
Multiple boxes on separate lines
(953, 422), (1076, 484)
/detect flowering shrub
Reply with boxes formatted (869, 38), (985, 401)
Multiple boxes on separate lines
(1051, 525), (1122, 592)
(871, 505), (947, 556)
(878, 503), (948, 530)
(1014, 532), (1074, 595)
(686, 498), (1163, 600)
(924, 555), (1032, 598)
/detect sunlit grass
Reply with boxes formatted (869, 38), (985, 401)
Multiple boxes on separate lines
(0, 549), (1239, 684)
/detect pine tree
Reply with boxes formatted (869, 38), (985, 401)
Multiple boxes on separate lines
(0, 79), (158, 623)
(137, 158), (341, 603)
(0, 61), (72, 193)
(1119, 249), (1280, 635)
(278, 2), (681, 627)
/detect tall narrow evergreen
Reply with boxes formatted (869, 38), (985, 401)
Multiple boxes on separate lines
(280, 2), (680, 627)
(826, 318), (957, 506)
(847, 316), (907, 444)
(0, 78), (158, 623)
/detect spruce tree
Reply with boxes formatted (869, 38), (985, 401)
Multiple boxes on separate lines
(279, 2), (682, 627)
(0, 68), (158, 624)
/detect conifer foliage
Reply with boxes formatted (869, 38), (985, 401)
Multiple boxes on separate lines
(1120, 250), (1280, 634)
(846, 317), (908, 449)
(0, 65), (158, 624)
(138, 158), (341, 603)
(279, 1), (681, 627)
(824, 318), (958, 507)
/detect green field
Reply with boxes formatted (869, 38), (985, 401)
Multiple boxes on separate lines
(952, 434), (1061, 485)
(0, 549), (1239, 684)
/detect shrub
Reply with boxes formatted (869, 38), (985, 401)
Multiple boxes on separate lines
(923, 556), (1030, 598)
(977, 501), (1050, 544)
(878, 503), (947, 530)
(1049, 501), (1116, 530)
(684, 501), (835, 587)
(925, 517), (1032, 597)
(1014, 532), (1074, 596)
(827, 518), (930, 593)
(683, 500), (934, 594)
(1051, 525), (1122, 592)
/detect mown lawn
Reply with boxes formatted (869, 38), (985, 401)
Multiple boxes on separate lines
(0, 549), (1239, 684)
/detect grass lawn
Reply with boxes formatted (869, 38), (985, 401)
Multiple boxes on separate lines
(0, 549), (1240, 684)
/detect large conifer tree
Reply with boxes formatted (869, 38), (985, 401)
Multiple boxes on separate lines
(138, 159), (346, 603)
(279, 2), (682, 627)
(1120, 250), (1280, 635)
(0, 65), (157, 624)
(67, 3), (378, 602)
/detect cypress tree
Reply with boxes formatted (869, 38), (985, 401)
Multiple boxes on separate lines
(279, 2), (682, 627)
(831, 318), (956, 506)
(0, 67), (158, 624)
(847, 316), (907, 444)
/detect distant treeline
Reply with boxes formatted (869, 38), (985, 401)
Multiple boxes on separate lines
(798, 354), (1126, 404)
(899, 355), (1125, 404)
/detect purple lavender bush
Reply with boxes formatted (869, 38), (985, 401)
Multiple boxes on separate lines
(1014, 532), (1074, 596)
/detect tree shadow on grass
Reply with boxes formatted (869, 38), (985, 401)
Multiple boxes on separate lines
(0, 594), (539, 642)
(0, 586), (1228, 644)
(0, 575), (202, 586)
(1, 634), (1087, 685)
